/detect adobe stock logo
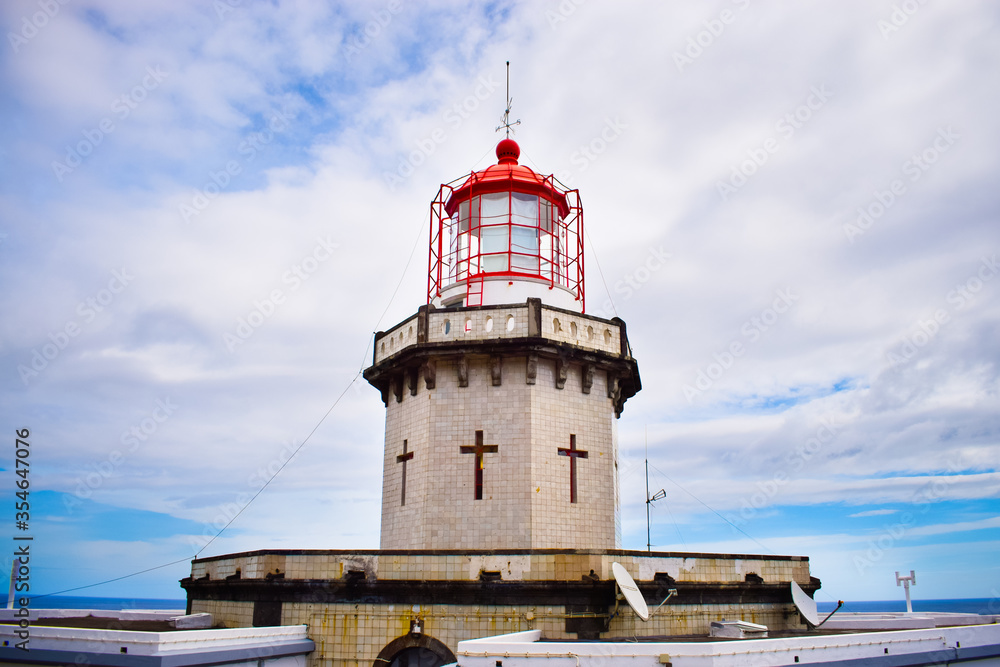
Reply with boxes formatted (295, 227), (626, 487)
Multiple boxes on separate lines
(683, 288), (798, 403)
(877, 0), (929, 39)
(545, 0), (588, 30)
(843, 126), (959, 243)
(382, 74), (500, 191)
(17, 268), (134, 385)
(63, 398), (178, 512)
(179, 105), (296, 222)
(223, 236), (338, 352)
(672, 0), (752, 73)
(886, 254), (997, 367)
(716, 85), (833, 201)
(590, 245), (671, 320)
(341, 1), (405, 62)
(51, 66), (169, 182)
(726, 416), (840, 529)
(7, 0), (71, 54)
(555, 117), (629, 187)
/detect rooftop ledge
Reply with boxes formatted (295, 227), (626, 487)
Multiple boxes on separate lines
(371, 299), (630, 367)
(190, 548), (810, 564)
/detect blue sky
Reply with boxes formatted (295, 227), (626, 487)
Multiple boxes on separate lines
(1, 1), (998, 604)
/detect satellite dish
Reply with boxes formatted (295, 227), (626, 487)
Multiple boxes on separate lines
(790, 580), (820, 627)
(612, 562), (649, 621)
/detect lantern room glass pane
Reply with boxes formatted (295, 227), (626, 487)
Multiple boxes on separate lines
(511, 193), (537, 224)
(511, 226), (538, 253)
(480, 192), (509, 222)
(540, 199), (553, 233)
(512, 226), (539, 273)
(512, 254), (539, 272)
(448, 213), (459, 280)
(458, 200), (471, 232)
(481, 225), (508, 272)
(451, 198), (481, 278)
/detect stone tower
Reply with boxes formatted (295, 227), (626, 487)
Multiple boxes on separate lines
(364, 138), (641, 550)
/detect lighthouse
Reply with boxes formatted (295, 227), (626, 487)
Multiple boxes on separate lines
(184, 129), (820, 667)
(364, 137), (641, 551)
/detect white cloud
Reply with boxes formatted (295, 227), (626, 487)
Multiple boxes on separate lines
(849, 509), (899, 518)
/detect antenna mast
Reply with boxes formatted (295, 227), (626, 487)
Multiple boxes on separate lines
(645, 426), (666, 552)
(496, 60), (521, 137)
(645, 458), (651, 551)
(896, 570), (916, 613)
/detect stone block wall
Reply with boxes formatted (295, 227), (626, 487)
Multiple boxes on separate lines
(379, 353), (619, 550)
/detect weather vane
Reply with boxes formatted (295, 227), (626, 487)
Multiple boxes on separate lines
(496, 60), (521, 138)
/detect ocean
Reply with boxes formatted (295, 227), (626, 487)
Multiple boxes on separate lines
(25, 596), (186, 610)
(21, 596), (998, 615)
(817, 598), (999, 615)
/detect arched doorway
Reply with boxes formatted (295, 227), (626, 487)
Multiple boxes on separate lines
(374, 633), (456, 667)
(385, 646), (444, 667)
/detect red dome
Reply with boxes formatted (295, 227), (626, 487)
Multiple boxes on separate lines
(444, 140), (570, 218)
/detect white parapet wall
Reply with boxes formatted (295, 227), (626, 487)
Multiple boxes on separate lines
(0, 607), (196, 624)
(0, 621), (314, 667)
(373, 301), (624, 365)
(456, 624), (1000, 667)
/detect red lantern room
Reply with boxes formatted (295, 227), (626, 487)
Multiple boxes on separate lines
(427, 138), (585, 312)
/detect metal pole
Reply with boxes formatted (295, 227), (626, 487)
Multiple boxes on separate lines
(645, 458), (651, 552)
(896, 570), (916, 613)
(505, 61), (511, 137)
